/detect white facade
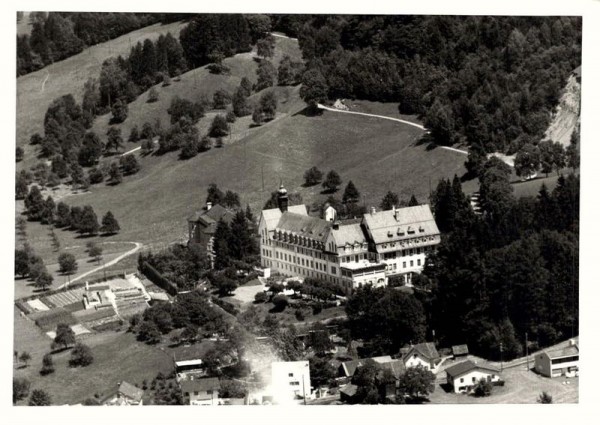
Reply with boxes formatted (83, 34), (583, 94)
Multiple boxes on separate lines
(271, 361), (311, 404)
(534, 343), (579, 378)
(258, 200), (440, 293)
(448, 370), (501, 393)
(405, 353), (433, 371)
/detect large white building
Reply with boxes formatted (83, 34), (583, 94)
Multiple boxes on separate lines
(258, 184), (441, 292)
(271, 361), (311, 404)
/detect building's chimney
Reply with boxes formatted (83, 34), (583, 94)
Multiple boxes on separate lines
(569, 339), (576, 346)
(277, 183), (289, 213)
(206, 202), (212, 211)
(370, 207), (376, 215)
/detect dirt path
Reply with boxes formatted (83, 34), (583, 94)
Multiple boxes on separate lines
(270, 32), (297, 41)
(41, 72), (50, 92)
(317, 103), (426, 130)
(58, 241), (143, 288)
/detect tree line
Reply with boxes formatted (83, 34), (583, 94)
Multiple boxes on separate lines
(421, 163), (578, 360)
(17, 12), (165, 76)
(297, 15), (581, 154)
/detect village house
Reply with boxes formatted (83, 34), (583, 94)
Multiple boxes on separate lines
(180, 377), (220, 405)
(258, 184), (440, 293)
(105, 381), (144, 406)
(187, 202), (235, 268)
(445, 360), (501, 393)
(534, 339), (579, 378)
(402, 342), (441, 371)
(339, 356), (405, 380)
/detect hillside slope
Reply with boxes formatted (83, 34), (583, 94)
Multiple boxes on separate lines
(16, 21), (186, 169)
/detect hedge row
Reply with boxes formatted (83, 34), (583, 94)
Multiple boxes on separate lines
(138, 261), (178, 296)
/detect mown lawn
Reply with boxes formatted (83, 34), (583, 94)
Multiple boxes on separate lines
(13, 319), (174, 405)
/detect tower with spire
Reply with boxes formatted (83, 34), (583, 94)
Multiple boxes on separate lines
(277, 182), (288, 212)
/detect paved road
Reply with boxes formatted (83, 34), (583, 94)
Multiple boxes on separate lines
(58, 242), (143, 288)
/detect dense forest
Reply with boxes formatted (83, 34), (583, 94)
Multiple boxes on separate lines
(293, 15), (581, 154)
(422, 158), (578, 360)
(16, 12), (187, 76)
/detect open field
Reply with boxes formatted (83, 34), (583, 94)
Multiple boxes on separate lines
(13, 322), (174, 405)
(344, 99), (423, 126)
(17, 27), (469, 265)
(429, 367), (578, 404)
(16, 20), (186, 169)
(61, 108), (467, 248)
(14, 214), (139, 299)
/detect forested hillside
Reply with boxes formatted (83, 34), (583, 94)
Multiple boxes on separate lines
(17, 12), (189, 76)
(293, 16), (581, 154)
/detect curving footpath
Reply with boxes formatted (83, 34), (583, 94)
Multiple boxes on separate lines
(317, 103), (469, 155)
(58, 242), (143, 288)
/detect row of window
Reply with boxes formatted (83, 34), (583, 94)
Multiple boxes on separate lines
(382, 247), (431, 259)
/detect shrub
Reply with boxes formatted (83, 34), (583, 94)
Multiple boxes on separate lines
(294, 309), (305, 321)
(69, 343), (94, 367)
(254, 291), (268, 303)
(538, 392), (553, 404)
(272, 294), (289, 312)
(473, 378), (493, 397)
(148, 87), (159, 103)
(226, 110), (237, 123)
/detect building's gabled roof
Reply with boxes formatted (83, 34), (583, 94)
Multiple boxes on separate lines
(403, 342), (440, 362)
(445, 360), (500, 379)
(452, 344), (469, 356)
(329, 223), (368, 248)
(275, 212), (332, 243)
(546, 345), (579, 359)
(379, 359), (406, 379)
(340, 356), (395, 377)
(188, 204), (235, 227)
(362, 204), (439, 245)
(118, 381), (144, 402)
(180, 377), (220, 394)
(261, 205), (308, 231)
(339, 384), (358, 397)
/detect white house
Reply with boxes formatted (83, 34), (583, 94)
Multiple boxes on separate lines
(445, 360), (501, 393)
(534, 339), (579, 378)
(271, 361), (311, 404)
(180, 377), (220, 405)
(402, 342), (440, 371)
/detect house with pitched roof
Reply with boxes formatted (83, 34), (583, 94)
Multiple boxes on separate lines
(180, 377), (220, 405)
(534, 339), (579, 378)
(445, 360), (501, 393)
(258, 184), (440, 292)
(188, 202), (236, 268)
(105, 381), (144, 405)
(339, 356), (405, 379)
(402, 342), (441, 371)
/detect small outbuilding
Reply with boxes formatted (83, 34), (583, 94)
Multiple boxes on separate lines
(452, 344), (469, 358)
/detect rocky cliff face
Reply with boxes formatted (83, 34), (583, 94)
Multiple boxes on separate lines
(543, 71), (581, 147)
